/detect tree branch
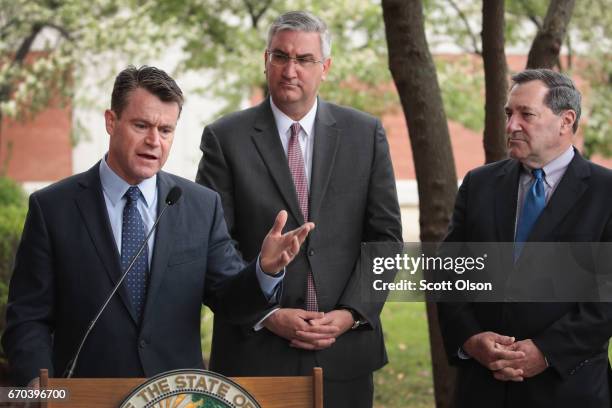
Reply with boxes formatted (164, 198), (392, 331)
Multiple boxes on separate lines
(242, 0), (272, 28)
(12, 23), (44, 67)
(518, 0), (543, 29)
(526, 0), (576, 69)
(44, 22), (73, 41)
(447, 0), (481, 55)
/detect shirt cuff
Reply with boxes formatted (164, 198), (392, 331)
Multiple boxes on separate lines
(457, 347), (471, 360)
(253, 307), (281, 331)
(256, 254), (284, 300)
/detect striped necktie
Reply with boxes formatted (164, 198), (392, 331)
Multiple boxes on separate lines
(288, 122), (318, 311)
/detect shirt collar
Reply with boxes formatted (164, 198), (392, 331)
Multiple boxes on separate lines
(270, 97), (318, 138)
(99, 155), (157, 208)
(521, 145), (575, 188)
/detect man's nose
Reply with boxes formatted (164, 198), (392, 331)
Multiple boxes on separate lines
(144, 128), (161, 146)
(506, 114), (521, 134)
(282, 59), (298, 77)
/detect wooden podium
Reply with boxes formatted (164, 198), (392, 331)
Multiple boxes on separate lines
(39, 367), (323, 408)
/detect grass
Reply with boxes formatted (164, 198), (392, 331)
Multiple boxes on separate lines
(374, 303), (434, 408)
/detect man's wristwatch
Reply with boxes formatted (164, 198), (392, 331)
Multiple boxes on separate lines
(343, 308), (364, 330)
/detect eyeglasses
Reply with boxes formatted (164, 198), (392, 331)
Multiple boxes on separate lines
(267, 51), (324, 68)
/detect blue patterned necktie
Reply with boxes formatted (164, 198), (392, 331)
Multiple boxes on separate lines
(121, 186), (149, 321)
(514, 168), (546, 261)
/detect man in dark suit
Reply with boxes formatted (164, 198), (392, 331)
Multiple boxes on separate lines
(2, 66), (314, 387)
(438, 69), (612, 407)
(196, 10), (402, 408)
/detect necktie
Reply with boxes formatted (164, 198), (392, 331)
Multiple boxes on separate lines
(514, 168), (546, 261)
(122, 186), (149, 321)
(288, 122), (318, 311)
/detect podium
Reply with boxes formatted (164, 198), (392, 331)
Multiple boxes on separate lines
(39, 367), (323, 408)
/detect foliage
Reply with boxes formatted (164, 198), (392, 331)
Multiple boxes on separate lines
(582, 57), (612, 159)
(423, 0), (612, 157)
(0, 177), (26, 207)
(570, 0), (611, 158)
(0, 179), (27, 340)
(142, 0), (398, 119)
(436, 56), (485, 132)
(0, 0), (168, 144)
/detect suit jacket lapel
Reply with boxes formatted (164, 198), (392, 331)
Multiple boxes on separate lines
(141, 171), (179, 326)
(528, 151), (589, 242)
(309, 99), (339, 224)
(495, 160), (520, 242)
(74, 162), (138, 324)
(250, 99), (305, 224)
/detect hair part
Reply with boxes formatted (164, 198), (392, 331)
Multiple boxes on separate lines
(511, 68), (582, 133)
(111, 65), (184, 118)
(267, 11), (332, 60)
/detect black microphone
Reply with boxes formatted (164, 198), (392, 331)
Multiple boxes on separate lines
(64, 186), (182, 378)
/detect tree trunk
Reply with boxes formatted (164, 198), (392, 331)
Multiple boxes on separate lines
(382, 1), (458, 407)
(481, 0), (508, 164)
(526, 0), (576, 69)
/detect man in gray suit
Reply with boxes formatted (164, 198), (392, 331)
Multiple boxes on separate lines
(197, 11), (402, 407)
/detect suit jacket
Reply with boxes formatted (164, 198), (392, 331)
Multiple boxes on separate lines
(438, 151), (612, 408)
(196, 98), (402, 381)
(2, 163), (274, 386)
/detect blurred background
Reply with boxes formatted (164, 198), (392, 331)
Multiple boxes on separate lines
(0, 1), (609, 406)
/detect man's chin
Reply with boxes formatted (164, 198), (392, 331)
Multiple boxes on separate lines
(508, 149), (527, 161)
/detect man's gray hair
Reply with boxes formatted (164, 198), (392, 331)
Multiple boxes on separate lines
(511, 69), (582, 133)
(267, 11), (332, 60)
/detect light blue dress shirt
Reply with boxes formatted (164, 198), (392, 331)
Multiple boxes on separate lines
(98, 157), (282, 298)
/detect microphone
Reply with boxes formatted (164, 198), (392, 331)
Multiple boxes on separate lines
(64, 186), (182, 378)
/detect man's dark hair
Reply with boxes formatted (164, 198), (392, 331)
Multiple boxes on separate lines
(511, 68), (582, 133)
(111, 65), (184, 118)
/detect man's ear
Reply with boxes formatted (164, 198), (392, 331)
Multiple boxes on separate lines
(104, 109), (116, 136)
(263, 50), (269, 74)
(560, 109), (577, 133)
(321, 58), (332, 81)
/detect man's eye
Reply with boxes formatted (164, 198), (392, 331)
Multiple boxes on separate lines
(297, 57), (316, 65)
(273, 54), (289, 62)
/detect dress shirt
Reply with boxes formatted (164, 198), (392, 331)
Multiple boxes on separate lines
(99, 157), (282, 298)
(515, 146), (575, 235)
(100, 157), (157, 267)
(270, 97), (317, 187)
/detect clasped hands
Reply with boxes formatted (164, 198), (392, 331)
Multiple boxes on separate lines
(463, 331), (547, 382)
(263, 308), (355, 350)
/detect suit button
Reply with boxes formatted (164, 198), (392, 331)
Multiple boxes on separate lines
(308, 249), (315, 256)
(139, 339), (148, 348)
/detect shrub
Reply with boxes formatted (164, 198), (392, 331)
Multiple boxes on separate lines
(0, 179), (28, 347)
(0, 178), (26, 208)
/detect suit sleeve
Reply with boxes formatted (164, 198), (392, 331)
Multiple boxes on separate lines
(533, 212), (612, 379)
(1, 194), (55, 386)
(338, 119), (403, 328)
(196, 125), (237, 237)
(436, 171), (485, 364)
(203, 193), (277, 324)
